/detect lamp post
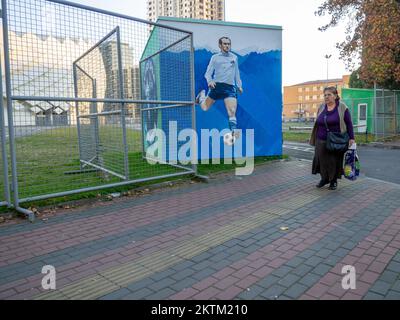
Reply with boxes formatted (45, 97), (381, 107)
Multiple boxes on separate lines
(298, 103), (302, 121)
(325, 54), (332, 81)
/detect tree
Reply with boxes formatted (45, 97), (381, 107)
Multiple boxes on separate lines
(349, 68), (372, 89)
(316, 0), (400, 89)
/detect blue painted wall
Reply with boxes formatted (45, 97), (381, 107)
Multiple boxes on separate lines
(195, 49), (282, 158)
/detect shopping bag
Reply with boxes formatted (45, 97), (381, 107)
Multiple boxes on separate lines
(343, 143), (360, 181)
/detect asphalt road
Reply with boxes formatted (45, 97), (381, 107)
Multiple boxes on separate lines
(283, 141), (400, 185)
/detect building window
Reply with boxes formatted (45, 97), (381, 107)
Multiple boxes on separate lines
(305, 87), (310, 92)
(298, 87), (303, 93)
(299, 96), (303, 101)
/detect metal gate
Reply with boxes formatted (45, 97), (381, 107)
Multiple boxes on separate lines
(0, 0), (196, 219)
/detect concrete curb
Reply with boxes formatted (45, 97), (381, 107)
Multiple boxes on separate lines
(358, 142), (400, 150)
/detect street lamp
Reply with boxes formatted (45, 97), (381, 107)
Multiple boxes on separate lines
(325, 54), (332, 81)
(298, 103), (302, 121)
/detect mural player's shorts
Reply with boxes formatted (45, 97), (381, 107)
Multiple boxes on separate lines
(208, 82), (237, 100)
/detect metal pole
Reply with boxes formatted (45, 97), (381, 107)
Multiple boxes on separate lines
(12, 95), (193, 105)
(73, 27), (119, 65)
(139, 103), (190, 112)
(190, 34), (198, 175)
(1, 0), (34, 221)
(73, 63), (84, 170)
(116, 27), (130, 180)
(0, 51), (11, 206)
(324, 54), (331, 81)
(139, 62), (146, 159)
(374, 82), (378, 139)
(395, 92), (399, 134)
(383, 90), (386, 139)
(78, 110), (121, 118)
(92, 79), (100, 166)
(140, 34), (191, 64)
(18, 170), (194, 204)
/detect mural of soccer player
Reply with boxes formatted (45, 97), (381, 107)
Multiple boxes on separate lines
(195, 36), (243, 137)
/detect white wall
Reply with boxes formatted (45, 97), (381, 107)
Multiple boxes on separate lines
(1, 98), (36, 127)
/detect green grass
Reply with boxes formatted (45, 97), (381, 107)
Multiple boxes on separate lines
(1, 127), (182, 200)
(283, 132), (311, 143)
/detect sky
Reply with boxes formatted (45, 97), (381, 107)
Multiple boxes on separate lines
(73, 0), (353, 87)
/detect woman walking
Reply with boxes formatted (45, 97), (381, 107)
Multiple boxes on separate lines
(310, 86), (355, 190)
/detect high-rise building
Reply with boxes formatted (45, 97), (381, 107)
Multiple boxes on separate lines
(147, 0), (225, 22)
(99, 41), (141, 122)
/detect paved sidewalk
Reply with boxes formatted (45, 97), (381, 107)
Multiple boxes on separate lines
(0, 160), (400, 300)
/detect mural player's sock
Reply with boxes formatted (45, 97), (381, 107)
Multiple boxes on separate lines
(228, 116), (237, 131)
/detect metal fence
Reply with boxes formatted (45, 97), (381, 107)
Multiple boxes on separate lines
(283, 94), (400, 140)
(0, 53), (10, 208)
(0, 0), (196, 219)
(373, 89), (400, 139)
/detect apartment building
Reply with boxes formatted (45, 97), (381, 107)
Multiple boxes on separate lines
(147, 0), (225, 22)
(283, 75), (350, 121)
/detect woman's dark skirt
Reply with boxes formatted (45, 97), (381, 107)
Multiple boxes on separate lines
(312, 139), (344, 181)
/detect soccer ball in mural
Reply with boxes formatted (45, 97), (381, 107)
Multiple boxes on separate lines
(223, 132), (236, 146)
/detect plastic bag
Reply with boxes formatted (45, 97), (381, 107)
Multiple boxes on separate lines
(343, 143), (360, 181)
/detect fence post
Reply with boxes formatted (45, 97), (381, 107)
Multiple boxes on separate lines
(190, 34), (198, 176)
(0, 51), (11, 207)
(1, 0), (34, 221)
(374, 82), (378, 140)
(116, 27), (130, 180)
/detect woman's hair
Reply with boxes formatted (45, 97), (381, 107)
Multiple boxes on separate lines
(324, 86), (340, 102)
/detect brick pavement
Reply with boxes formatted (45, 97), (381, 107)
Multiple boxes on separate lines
(0, 159), (399, 300)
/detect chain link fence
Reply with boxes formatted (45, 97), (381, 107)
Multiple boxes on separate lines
(0, 0), (196, 216)
(373, 89), (400, 140)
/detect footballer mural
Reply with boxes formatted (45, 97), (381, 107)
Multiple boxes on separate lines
(158, 17), (283, 159)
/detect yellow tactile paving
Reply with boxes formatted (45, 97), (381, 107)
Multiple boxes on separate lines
(273, 194), (321, 210)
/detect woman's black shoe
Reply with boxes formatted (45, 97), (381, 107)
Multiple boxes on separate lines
(316, 180), (328, 188)
(328, 181), (337, 190)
